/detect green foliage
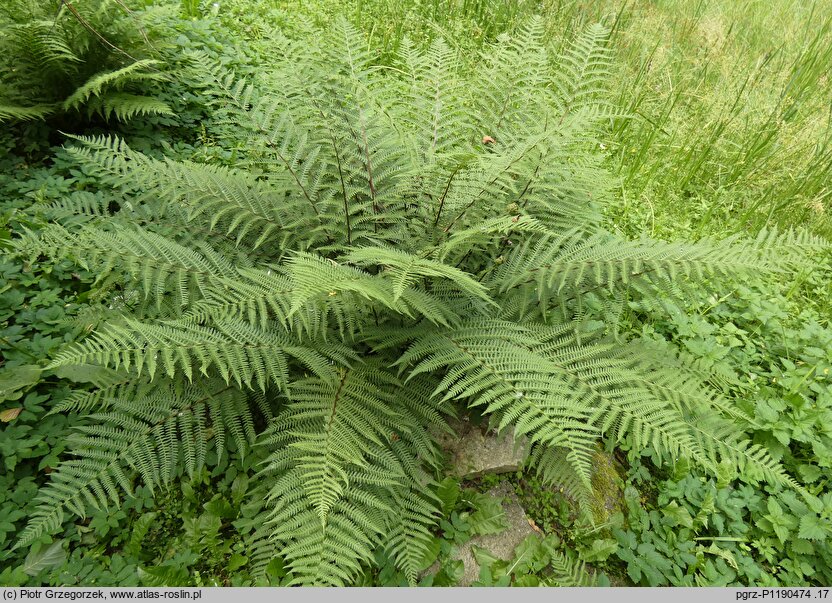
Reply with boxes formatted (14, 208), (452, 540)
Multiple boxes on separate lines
(0, 161), (96, 583)
(3, 0), (832, 589)
(12, 14), (830, 587)
(0, 0), (172, 125)
(471, 534), (593, 587)
(615, 273), (832, 586)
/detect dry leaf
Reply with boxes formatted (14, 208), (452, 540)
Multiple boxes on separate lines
(482, 135), (496, 144)
(527, 517), (543, 534)
(0, 407), (22, 422)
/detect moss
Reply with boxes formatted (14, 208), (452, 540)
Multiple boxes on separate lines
(588, 448), (625, 524)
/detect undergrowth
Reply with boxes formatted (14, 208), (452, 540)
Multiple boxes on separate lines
(1, 0), (831, 588)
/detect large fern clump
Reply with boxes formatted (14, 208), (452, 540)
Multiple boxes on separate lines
(0, 0), (171, 123)
(15, 18), (828, 585)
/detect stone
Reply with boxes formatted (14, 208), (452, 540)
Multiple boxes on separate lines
(587, 447), (625, 523)
(434, 417), (530, 478)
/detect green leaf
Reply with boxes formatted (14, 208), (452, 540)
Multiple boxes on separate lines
(662, 501), (694, 528)
(580, 537), (619, 563)
(138, 564), (191, 587)
(263, 558), (286, 584)
(52, 363), (116, 385)
(468, 492), (509, 536)
(507, 535), (548, 574)
(22, 541), (66, 576)
(513, 574), (539, 586)
(230, 474), (249, 506)
(127, 512), (157, 557)
(436, 477), (461, 516)
(0, 365), (41, 402)
(699, 543), (738, 571)
(227, 553), (248, 572)
(417, 536), (441, 572)
(798, 514), (828, 541)
(203, 495), (235, 519)
(438, 559), (465, 586)
(471, 545), (501, 570)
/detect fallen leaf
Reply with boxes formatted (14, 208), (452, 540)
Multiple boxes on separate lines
(0, 407), (22, 422)
(527, 518), (543, 534)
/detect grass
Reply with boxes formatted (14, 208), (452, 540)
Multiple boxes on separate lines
(215, 0), (832, 240)
(605, 0), (832, 239)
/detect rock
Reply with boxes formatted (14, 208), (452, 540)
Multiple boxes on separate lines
(587, 447), (625, 523)
(435, 417), (530, 478)
(424, 483), (538, 586)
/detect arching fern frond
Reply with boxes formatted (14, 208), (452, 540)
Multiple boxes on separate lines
(495, 228), (829, 301)
(63, 60), (167, 111)
(46, 318), (353, 390)
(17, 381), (262, 548)
(397, 321), (602, 488)
(17, 223), (235, 310)
(0, 102), (56, 122)
(256, 365), (444, 585)
(344, 246), (493, 304)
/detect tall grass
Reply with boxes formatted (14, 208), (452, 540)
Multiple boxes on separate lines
(211, 0), (832, 240)
(604, 0), (832, 239)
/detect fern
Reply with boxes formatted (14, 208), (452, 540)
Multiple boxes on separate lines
(0, 0), (168, 123)
(17, 380), (264, 547)
(16, 19), (829, 586)
(62, 59), (166, 110)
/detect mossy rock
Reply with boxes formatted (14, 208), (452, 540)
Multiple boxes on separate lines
(587, 447), (625, 523)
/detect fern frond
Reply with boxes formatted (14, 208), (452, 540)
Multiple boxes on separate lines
(46, 318), (353, 390)
(544, 547), (596, 586)
(0, 102), (57, 122)
(397, 321), (601, 487)
(17, 381), (256, 548)
(87, 92), (173, 120)
(552, 23), (614, 118)
(17, 223), (234, 310)
(528, 445), (593, 509)
(63, 60), (167, 111)
(258, 365), (442, 585)
(344, 246), (492, 304)
(496, 228), (827, 301)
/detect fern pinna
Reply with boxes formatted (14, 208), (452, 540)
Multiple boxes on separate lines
(16, 19), (828, 585)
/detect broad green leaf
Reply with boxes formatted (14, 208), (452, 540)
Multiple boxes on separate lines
(52, 363), (116, 385)
(227, 553), (248, 572)
(507, 535), (548, 575)
(0, 365), (41, 402)
(798, 514), (828, 541)
(662, 501), (694, 529)
(699, 543), (738, 571)
(580, 537), (618, 563)
(468, 492), (509, 536)
(22, 541), (66, 576)
(471, 545), (501, 570)
(417, 536), (441, 572)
